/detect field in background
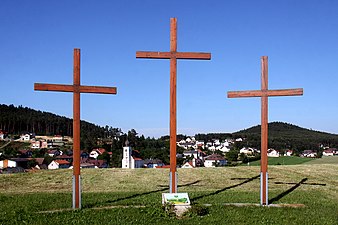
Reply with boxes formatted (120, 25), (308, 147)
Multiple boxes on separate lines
(247, 156), (315, 166)
(304, 156), (338, 164)
(0, 165), (337, 224)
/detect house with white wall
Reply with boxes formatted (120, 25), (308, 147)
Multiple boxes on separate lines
(204, 154), (227, 167)
(89, 148), (106, 159)
(268, 149), (280, 157)
(284, 150), (293, 156)
(20, 133), (31, 142)
(48, 160), (70, 169)
(240, 147), (257, 155)
(0, 159), (17, 169)
(181, 161), (194, 168)
(0, 131), (4, 140)
(323, 149), (334, 156)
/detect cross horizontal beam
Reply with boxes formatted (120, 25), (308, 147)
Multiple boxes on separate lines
(34, 83), (117, 94)
(227, 88), (303, 98)
(136, 51), (211, 60)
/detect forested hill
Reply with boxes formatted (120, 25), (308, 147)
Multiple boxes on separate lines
(233, 122), (338, 150)
(0, 104), (106, 137)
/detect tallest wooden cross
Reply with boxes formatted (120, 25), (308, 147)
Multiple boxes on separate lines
(136, 18), (211, 193)
(34, 49), (117, 209)
(228, 56), (303, 205)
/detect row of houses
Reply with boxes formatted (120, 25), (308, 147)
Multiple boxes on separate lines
(0, 147), (110, 173)
(176, 136), (239, 153)
(122, 142), (228, 169)
(0, 132), (73, 149)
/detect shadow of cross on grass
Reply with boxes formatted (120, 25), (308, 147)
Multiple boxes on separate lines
(83, 180), (201, 209)
(269, 178), (327, 204)
(190, 175), (260, 202)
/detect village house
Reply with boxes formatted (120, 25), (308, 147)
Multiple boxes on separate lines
(240, 147), (257, 155)
(0, 159), (17, 169)
(217, 145), (231, 153)
(183, 149), (206, 160)
(181, 161), (194, 168)
(80, 163), (95, 168)
(9, 158), (33, 169)
(88, 159), (108, 168)
(31, 140), (41, 149)
(18, 149), (33, 158)
(34, 158), (46, 169)
(56, 154), (73, 163)
(267, 149), (280, 157)
(0, 130), (5, 140)
(48, 160), (70, 169)
(194, 140), (205, 149)
(144, 159), (164, 168)
(89, 148), (106, 159)
(302, 150), (317, 158)
(284, 149), (293, 156)
(204, 154), (227, 167)
(20, 133), (32, 142)
(47, 149), (62, 157)
(322, 149), (334, 156)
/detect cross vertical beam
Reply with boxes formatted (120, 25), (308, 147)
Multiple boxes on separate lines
(227, 56), (303, 205)
(73, 49), (81, 209)
(34, 48), (117, 209)
(136, 18), (211, 193)
(261, 56), (268, 205)
(169, 18), (178, 192)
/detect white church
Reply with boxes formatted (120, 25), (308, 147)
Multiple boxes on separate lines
(121, 140), (144, 169)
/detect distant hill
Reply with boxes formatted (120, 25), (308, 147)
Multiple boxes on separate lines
(0, 104), (104, 136)
(0, 104), (121, 150)
(233, 122), (338, 152)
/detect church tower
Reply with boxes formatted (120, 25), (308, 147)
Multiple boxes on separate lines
(122, 139), (132, 168)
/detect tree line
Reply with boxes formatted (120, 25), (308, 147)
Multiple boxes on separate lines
(2, 104), (338, 166)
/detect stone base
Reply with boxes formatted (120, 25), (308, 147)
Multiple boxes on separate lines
(174, 205), (191, 217)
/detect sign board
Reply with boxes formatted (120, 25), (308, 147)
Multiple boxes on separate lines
(162, 193), (191, 205)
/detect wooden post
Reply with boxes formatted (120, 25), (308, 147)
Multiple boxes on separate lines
(136, 18), (211, 193)
(34, 48), (117, 209)
(227, 56), (303, 205)
(169, 18), (178, 192)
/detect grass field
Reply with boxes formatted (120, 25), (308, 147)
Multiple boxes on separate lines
(304, 156), (338, 164)
(1, 165), (338, 224)
(246, 156), (315, 166)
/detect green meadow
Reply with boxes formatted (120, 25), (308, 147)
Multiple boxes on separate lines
(1, 165), (337, 224)
(247, 156), (315, 166)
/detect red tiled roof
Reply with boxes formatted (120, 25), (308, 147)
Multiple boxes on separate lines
(35, 158), (44, 165)
(133, 157), (143, 161)
(205, 154), (225, 161)
(56, 155), (72, 159)
(92, 148), (106, 155)
(55, 160), (70, 165)
(155, 165), (170, 168)
(87, 159), (106, 167)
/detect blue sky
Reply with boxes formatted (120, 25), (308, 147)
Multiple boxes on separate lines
(1, 0), (338, 137)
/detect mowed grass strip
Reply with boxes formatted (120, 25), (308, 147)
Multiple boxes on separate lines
(247, 156), (315, 166)
(0, 165), (337, 224)
(304, 155), (338, 164)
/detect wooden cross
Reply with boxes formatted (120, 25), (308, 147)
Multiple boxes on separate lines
(227, 56), (303, 205)
(34, 48), (117, 209)
(136, 18), (211, 193)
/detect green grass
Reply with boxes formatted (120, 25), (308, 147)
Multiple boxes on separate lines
(304, 156), (338, 164)
(1, 165), (338, 224)
(247, 156), (315, 166)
